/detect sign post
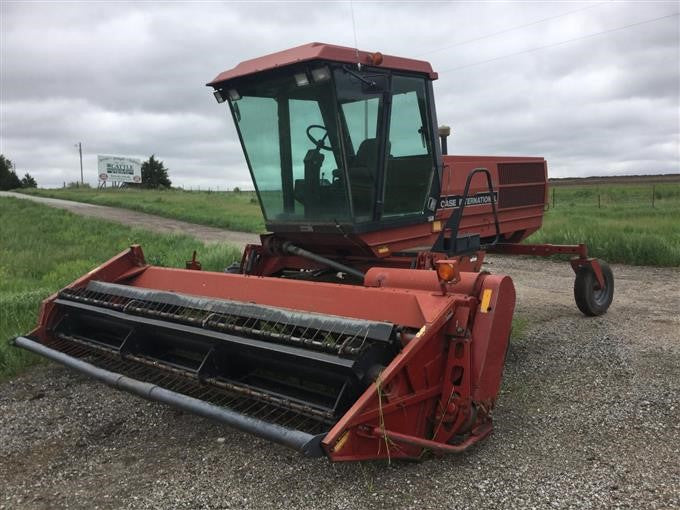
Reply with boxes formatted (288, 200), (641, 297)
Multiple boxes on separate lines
(97, 155), (142, 187)
(77, 142), (83, 185)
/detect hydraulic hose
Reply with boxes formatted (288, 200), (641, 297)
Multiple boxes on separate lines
(282, 242), (365, 281)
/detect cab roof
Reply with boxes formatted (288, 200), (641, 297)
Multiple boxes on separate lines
(207, 42), (438, 87)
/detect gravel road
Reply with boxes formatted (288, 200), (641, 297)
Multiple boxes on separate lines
(0, 192), (259, 247)
(1, 196), (678, 509)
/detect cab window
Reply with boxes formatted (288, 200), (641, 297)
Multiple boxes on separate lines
(383, 75), (435, 217)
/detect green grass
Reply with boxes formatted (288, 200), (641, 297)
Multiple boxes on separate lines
(528, 183), (680, 266)
(510, 316), (530, 344)
(19, 187), (265, 233)
(0, 198), (242, 379)
(19, 182), (680, 266)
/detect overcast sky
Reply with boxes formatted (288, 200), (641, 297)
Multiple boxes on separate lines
(1, 1), (678, 188)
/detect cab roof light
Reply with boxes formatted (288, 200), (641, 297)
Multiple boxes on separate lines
(294, 72), (310, 87)
(311, 66), (331, 83)
(369, 52), (383, 66)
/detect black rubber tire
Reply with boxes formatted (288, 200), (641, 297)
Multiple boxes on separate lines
(224, 262), (241, 274)
(573, 261), (614, 316)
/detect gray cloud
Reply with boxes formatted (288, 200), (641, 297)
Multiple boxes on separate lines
(1, 1), (678, 188)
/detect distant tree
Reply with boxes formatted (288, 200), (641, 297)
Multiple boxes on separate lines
(20, 173), (38, 188)
(140, 155), (172, 189)
(0, 154), (22, 190)
(0, 155), (10, 177)
(232, 186), (241, 194)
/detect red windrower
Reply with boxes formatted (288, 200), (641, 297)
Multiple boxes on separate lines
(14, 42), (613, 462)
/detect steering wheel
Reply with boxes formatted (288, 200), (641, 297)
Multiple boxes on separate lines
(306, 124), (333, 151)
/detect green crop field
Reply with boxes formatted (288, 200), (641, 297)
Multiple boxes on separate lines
(20, 187), (265, 233)
(0, 198), (242, 379)
(18, 180), (680, 266)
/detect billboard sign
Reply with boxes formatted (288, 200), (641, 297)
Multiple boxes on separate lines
(97, 155), (142, 183)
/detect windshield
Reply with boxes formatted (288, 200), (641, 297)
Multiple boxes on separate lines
(230, 70), (350, 222)
(227, 65), (435, 225)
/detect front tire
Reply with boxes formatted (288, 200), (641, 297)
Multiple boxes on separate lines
(574, 261), (614, 316)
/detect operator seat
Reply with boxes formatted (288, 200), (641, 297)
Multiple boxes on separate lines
(348, 138), (388, 217)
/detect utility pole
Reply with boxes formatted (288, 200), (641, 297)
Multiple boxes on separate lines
(76, 142), (83, 185)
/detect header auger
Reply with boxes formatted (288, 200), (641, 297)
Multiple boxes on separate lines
(13, 42), (613, 461)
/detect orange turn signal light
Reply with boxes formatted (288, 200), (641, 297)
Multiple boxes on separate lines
(370, 52), (383, 66)
(436, 261), (458, 283)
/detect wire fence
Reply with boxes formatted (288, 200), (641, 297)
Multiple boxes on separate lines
(548, 183), (680, 210)
(172, 183), (679, 209)
(64, 181), (255, 194)
(61, 178), (679, 210)
(174, 185), (256, 193)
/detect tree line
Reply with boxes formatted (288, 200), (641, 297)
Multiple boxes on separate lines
(0, 154), (172, 190)
(0, 155), (37, 190)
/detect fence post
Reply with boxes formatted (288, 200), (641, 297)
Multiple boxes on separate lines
(598, 193), (601, 209)
(652, 185), (655, 208)
(552, 187), (555, 208)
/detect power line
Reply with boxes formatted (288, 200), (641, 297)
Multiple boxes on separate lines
(438, 11), (679, 73)
(415, 2), (608, 57)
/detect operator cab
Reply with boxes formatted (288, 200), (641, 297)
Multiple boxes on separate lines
(209, 44), (442, 234)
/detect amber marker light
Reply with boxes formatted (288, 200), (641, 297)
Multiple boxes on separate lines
(370, 52), (383, 65)
(436, 260), (459, 283)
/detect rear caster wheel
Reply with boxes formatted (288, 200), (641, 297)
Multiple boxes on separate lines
(574, 261), (614, 316)
(224, 262), (241, 274)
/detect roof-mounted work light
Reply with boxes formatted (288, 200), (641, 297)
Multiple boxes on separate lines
(311, 66), (331, 82)
(294, 72), (310, 87)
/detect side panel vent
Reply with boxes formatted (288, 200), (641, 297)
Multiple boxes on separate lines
(498, 184), (546, 209)
(498, 162), (545, 185)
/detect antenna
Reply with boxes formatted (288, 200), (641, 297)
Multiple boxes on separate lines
(349, 0), (361, 69)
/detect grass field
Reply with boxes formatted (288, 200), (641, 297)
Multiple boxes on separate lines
(4, 182), (676, 377)
(18, 181), (680, 266)
(19, 187), (265, 233)
(528, 183), (680, 266)
(0, 198), (242, 379)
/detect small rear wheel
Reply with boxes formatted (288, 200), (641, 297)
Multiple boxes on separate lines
(574, 261), (614, 316)
(224, 262), (241, 274)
